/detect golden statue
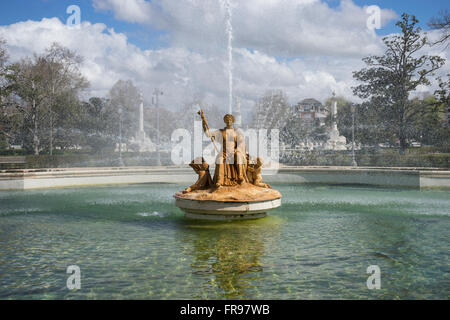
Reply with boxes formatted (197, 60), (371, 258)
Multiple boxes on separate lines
(201, 113), (248, 187)
(183, 157), (213, 193)
(174, 110), (282, 220)
(247, 156), (271, 189)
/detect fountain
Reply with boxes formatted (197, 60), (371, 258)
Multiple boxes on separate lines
(174, 111), (282, 220)
(172, 1), (281, 220)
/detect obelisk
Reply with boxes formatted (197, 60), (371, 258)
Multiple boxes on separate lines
(331, 98), (338, 132)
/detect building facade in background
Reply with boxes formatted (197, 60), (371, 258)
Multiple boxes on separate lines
(294, 98), (328, 125)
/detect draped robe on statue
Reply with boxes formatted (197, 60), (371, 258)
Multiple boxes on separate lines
(210, 128), (249, 186)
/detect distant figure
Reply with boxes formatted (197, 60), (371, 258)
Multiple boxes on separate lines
(247, 156), (271, 189)
(202, 114), (248, 187)
(183, 157), (213, 193)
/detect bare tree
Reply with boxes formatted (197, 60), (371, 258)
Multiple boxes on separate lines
(252, 90), (290, 130)
(9, 58), (47, 154)
(0, 39), (21, 147)
(40, 43), (88, 154)
(428, 9), (450, 47)
(108, 80), (141, 144)
(8, 43), (88, 154)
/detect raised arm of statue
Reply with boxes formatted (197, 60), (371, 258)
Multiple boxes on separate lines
(198, 110), (211, 136)
(202, 122), (211, 138)
(198, 110), (220, 153)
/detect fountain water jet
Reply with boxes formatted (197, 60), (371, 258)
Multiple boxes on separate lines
(222, 0), (233, 114)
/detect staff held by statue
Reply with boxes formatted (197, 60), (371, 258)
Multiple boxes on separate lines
(198, 109), (219, 153)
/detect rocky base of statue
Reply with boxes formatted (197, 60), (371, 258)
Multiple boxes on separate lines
(174, 182), (282, 203)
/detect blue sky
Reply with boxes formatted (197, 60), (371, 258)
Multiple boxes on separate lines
(0, 0), (448, 50)
(0, 0), (168, 49)
(351, 0), (449, 35)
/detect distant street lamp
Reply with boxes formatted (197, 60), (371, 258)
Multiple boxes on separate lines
(153, 89), (163, 166)
(118, 107), (124, 167)
(351, 103), (357, 167)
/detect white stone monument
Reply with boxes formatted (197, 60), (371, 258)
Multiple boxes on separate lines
(132, 93), (156, 152)
(324, 93), (348, 151)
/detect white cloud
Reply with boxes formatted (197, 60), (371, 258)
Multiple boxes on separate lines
(93, 0), (397, 57)
(0, 17), (362, 110)
(93, 0), (157, 25)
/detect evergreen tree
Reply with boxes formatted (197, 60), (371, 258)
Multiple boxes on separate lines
(353, 13), (445, 152)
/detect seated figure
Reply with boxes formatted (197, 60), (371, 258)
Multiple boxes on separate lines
(246, 156), (271, 189)
(183, 157), (213, 193)
(202, 114), (248, 187)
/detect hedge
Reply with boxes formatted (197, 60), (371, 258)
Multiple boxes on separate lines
(0, 149), (448, 169)
(24, 152), (173, 168)
(280, 149), (449, 168)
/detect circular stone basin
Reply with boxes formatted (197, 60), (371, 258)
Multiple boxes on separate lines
(174, 183), (282, 221)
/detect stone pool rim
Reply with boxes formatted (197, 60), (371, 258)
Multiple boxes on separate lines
(0, 165), (449, 190)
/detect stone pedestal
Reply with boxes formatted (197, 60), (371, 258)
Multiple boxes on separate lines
(324, 129), (348, 150)
(174, 183), (282, 221)
(134, 131), (155, 152)
(175, 197), (281, 220)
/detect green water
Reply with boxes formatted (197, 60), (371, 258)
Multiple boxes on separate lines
(0, 184), (448, 300)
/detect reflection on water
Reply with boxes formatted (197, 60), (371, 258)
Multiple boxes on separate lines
(178, 218), (282, 298)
